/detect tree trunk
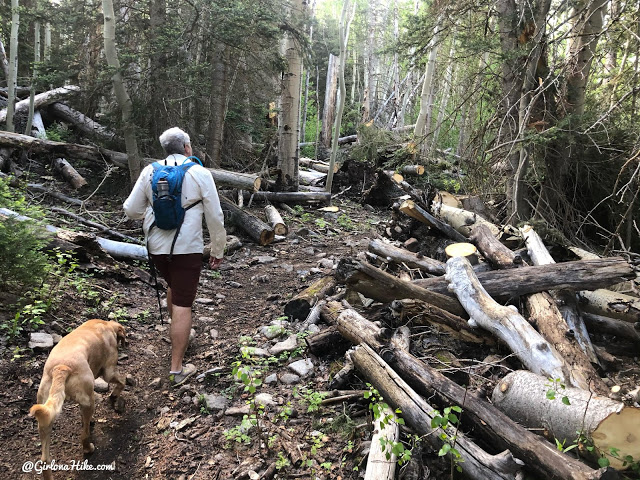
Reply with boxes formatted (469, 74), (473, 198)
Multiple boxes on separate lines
(326, 1), (355, 194)
(4, 0), (20, 132)
(0, 37), (9, 81)
(414, 257), (634, 300)
(364, 403), (399, 480)
(238, 190), (330, 205)
(493, 370), (640, 470)
(284, 276), (335, 320)
(25, 21), (41, 137)
(469, 224), (522, 269)
(50, 103), (120, 144)
(368, 238), (445, 275)
(149, 0), (167, 142)
(352, 344), (524, 480)
(320, 54), (339, 148)
(207, 44), (230, 168)
(102, 0), (142, 182)
(219, 196), (274, 246)
(335, 258), (467, 316)
(277, 0), (305, 191)
(446, 256), (569, 381)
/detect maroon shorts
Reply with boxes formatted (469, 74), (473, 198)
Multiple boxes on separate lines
(151, 253), (203, 307)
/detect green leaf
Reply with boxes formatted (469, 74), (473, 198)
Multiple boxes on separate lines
(561, 396), (571, 405)
(546, 389), (556, 400)
(598, 457), (610, 468)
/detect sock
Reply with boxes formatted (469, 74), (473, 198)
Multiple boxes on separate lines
(170, 369), (182, 375)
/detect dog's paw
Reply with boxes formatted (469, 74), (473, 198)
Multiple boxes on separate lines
(110, 396), (126, 414)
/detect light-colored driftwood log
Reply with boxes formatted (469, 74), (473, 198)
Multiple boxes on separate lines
(364, 404), (399, 480)
(445, 256), (569, 382)
(399, 199), (467, 242)
(469, 224), (522, 268)
(299, 157), (337, 174)
(329, 302), (615, 480)
(240, 190), (331, 205)
(284, 276), (336, 320)
(582, 312), (640, 345)
(493, 370), (640, 470)
(433, 202), (501, 237)
(52, 157), (87, 189)
(49, 102), (120, 143)
(367, 238), (445, 275)
(390, 299), (492, 344)
(413, 257), (634, 299)
(335, 258), (467, 316)
(0, 85), (80, 123)
(578, 289), (640, 323)
(264, 205), (287, 236)
(521, 225), (600, 368)
(399, 165), (424, 175)
(352, 344), (524, 480)
(206, 168), (261, 192)
(0, 207), (147, 261)
(219, 196), (274, 246)
(299, 169), (326, 186)
(50, 207), (142, 244)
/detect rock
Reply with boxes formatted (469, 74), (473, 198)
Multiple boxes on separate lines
(318, 258), (334, 269)
(215, 293), (226, 300)
(265, 374), (278, 385)
(269, 335), (298, 355)
(288, 358), (314, 377)
(260, 324), (285, 340)
(254, 255), (277, 264)
(125, 374), (136, 386)
(302, 247), (315, 255)
(201, 394), (229, 412)
(195, 297), (216, 305)
(296, 270), (310, 278)
(174, 416), (197, 431)
(240, 346), (270, 358)
(209, 328), (219, 339)
(281, 264), (294, 273)
(280, 373), (300, 385)
(225, 405), (251, 416)
(307, 324), (320, 334)
(149, 377), (162, 389)
(227, 281), (243, 288)
(51, 333), (63, 344)
(155, 325), (168, 332)
(254, 393), (275, 408)
(156, 416), (171, 431)
(189, 329), (196, 343)
(94, 378), (109, 393)
(28, 332), (54, 350)
(199, 316), (216, 323)
(182, 396), (192, 405)
(404, 237), (420, 252)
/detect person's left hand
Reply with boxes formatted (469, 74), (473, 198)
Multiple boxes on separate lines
(209, 256), (223, 270)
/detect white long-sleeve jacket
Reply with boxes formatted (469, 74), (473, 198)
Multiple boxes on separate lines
(123, 154), (226, 259)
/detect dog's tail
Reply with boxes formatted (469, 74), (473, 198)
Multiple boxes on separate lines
(29, 365), (72, 427)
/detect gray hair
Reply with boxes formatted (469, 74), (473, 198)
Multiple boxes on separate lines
(159, 127), (190, 154)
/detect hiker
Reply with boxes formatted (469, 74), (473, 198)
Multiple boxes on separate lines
(123, 127), (226, 386)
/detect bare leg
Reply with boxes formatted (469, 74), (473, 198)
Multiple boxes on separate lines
(170, 305), (192, 372)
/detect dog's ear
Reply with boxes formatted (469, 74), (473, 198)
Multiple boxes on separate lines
(114, 323), (126, 348)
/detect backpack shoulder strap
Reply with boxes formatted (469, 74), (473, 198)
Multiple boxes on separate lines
(184, 155), (204, 166)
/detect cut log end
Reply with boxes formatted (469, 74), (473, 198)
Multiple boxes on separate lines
(259, 229), (275, 246)
(445, 242), (478, 264)
(593, 406), (640, 470)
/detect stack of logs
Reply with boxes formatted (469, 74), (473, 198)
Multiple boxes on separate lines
(290, 201), (639, 480)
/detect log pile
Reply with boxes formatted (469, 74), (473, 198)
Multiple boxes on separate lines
(288, 193), (639, 479)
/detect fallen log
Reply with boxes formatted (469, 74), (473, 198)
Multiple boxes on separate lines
(329, 301), (617, 480)
(578, 289), (640, 324)
(367, 238), (445, 275)
(399, 199), (467, 242)
(240, 190), (331, 205)
(284, 276), (336, 320)
(26, 183), (84, 206)
(264, 205), (287, 236)
(305, 326), (350, 356)
(445, 256), (568, 382)
(413, 257), (635, 299)
(433, 202), (501, 237)
(492, 370), (640, 470)
(364, 403), (399, 480)
(469, 224), (521, 269)
(299, 157), (337, 174)
(0, 85), (80, 123)
(206, 168), (261, 192)
(582, 312), (640, 346)
(335, 258), (467, 317)
(219, 196), (274, 246)
(0, 207), (147, 261)
(50, 207), (142, 244)
(353, 344), (524, 480)
(389, 299), (493, 344)
(521, 225), (601, 368)
(52, 157), (87, 189)
(399, 165), (424, 176)
(299, 169), (326, 186)
(49, 102), (120, 144)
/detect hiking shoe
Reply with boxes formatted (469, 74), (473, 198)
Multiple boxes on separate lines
(169, 364), (197, 387)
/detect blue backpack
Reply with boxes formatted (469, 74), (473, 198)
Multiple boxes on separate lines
(150, 156), (203, 255)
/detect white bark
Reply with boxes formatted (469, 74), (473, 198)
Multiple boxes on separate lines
(0, 37), (9, 81)
(0, 86), (81, 125)
(5, 0), (20, 132)
(25, 21), (41, 136)
(493, 370), (640, 470)
(102, 0), (141, 182)
(321, 54), (339, 148)
(445, 256), (567, 381)
(264, 205), (287, 236)
(277, 0), (305, 191)
(364, 405), (398, 480)
(414, 18), (442, 144)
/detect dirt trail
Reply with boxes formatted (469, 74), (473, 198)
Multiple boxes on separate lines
(2, 202), (382, 479)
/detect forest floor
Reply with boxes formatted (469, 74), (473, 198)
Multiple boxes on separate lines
(0, 174), (422, 480)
